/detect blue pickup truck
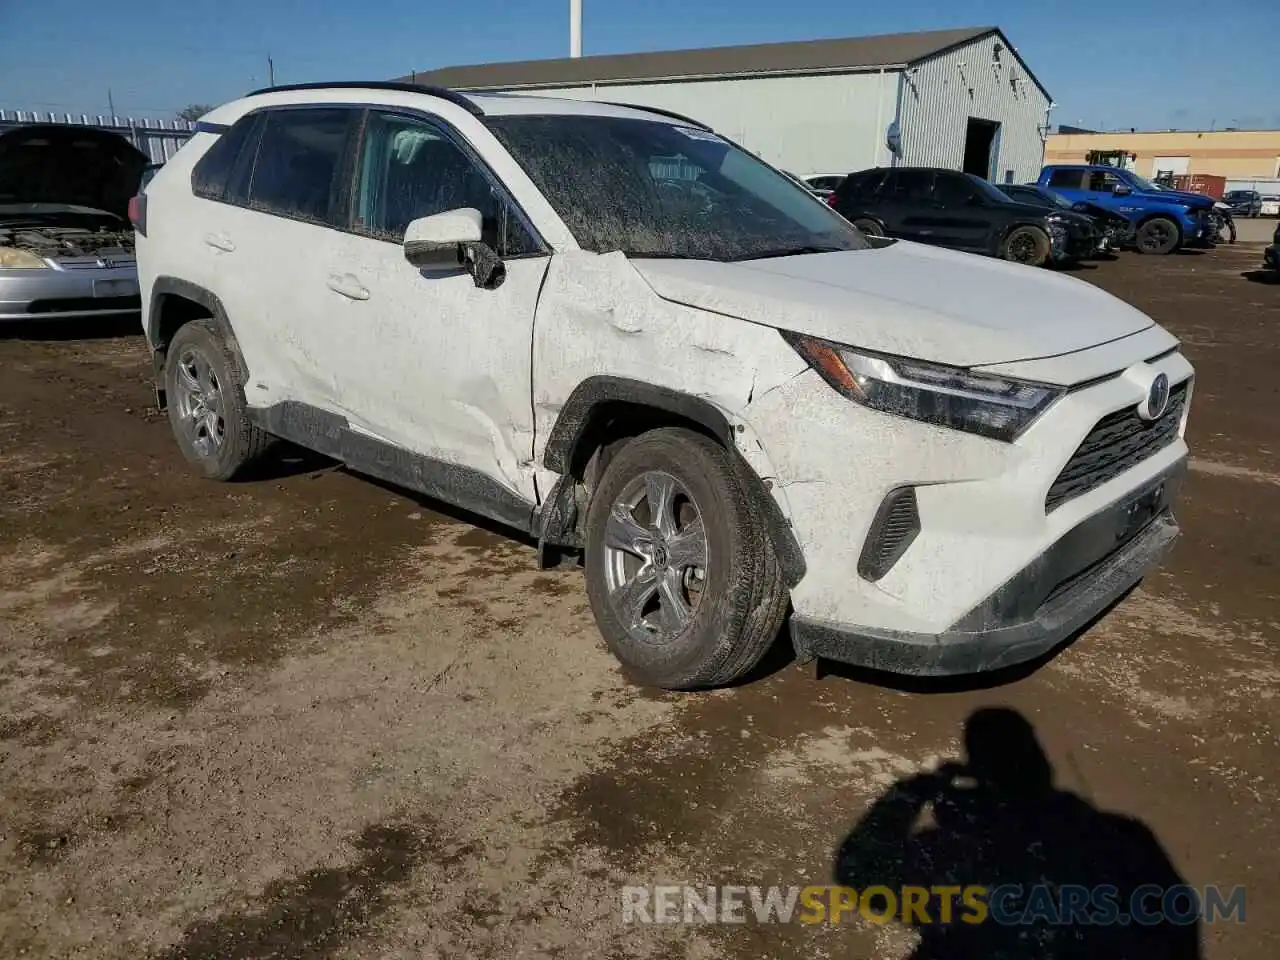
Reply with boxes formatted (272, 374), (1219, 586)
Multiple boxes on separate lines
(1037, 165), (1215, 255)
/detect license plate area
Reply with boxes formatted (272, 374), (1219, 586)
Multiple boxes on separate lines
(1116, 480), (1166, 543)
(93, 278), (139, 298)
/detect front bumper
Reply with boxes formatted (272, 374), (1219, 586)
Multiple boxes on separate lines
(1048, 225), (1096, 262)
(743, 336), (1193, 675)
(0, 264), (140, 321)
(791, 462), (1184, 675)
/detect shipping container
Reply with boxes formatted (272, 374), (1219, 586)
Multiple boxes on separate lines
(1170, 174), (1226, 199)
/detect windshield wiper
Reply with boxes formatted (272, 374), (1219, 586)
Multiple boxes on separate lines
(625, 251), (722, 260)
(726, 245), (846, 262)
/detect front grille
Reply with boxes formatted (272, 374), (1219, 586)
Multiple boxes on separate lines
(1046, 382), (1188, 512)
(858, 487), (920, 581)
(25, 295), (141, 314)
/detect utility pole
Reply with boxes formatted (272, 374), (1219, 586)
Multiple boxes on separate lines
(570, 0), (582, 58)
(268, 56), (275, 87)
(108, 88), (116, 119)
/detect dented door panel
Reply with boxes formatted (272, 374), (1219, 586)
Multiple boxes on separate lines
(318, 231), (549, 504)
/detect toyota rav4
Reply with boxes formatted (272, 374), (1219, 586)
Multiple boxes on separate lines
(136, 83), (1194, 689)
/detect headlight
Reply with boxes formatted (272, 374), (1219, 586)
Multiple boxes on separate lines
(782, 333), (1063, 441)
(0, 247), (48, 269)
(1045, 215), (1070, 242)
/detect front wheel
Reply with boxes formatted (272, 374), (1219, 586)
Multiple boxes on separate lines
(1000, 226), (1050, 267)
(583, 428), (788, 690)
(1135, 217), (1180, 255)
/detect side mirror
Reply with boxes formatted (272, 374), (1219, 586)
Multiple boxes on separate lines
(1111, 184), (1132, 196)
(403, 208), (482, 268)
(403, 208), (504, 289)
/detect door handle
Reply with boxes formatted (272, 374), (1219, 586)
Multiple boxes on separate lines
(203, 233), (235, 253)
(326, 274), (370, 301)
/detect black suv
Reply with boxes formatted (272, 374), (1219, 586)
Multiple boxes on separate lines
(829, 167), (1097, 267)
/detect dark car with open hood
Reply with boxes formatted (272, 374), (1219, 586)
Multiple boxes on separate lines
(998, 183), (1130, 256)
(0, 124), (145, 322)
(828, 167), (1098, 268)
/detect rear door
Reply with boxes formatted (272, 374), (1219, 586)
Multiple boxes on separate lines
(206, 106), (362, 413)
(1045, 167), (1088, 204)
(887, 169), (939, 244)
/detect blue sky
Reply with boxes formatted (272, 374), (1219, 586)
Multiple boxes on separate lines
(1, 0), (1275, 131)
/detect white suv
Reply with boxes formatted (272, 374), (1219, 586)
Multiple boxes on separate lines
(136, 82), (1193, 689)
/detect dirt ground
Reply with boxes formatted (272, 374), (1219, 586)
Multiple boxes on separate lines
(1, 240), (1277, 959)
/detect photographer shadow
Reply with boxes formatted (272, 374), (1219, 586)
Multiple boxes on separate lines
(833, 708), (1202, 959)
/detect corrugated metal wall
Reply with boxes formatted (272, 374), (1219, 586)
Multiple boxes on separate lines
(483, 71), (899, 176)
(0, 110), (195, 163)
(896, 33), (1050, 182)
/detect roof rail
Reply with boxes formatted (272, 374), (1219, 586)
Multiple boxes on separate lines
(595, 100), (710, 131)
(245, 81), (483, 116)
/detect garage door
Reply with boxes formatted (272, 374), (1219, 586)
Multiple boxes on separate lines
(1152, 156), (1190, 178)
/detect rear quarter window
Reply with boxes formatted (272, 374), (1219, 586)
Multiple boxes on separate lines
(191, 117), (259, 201)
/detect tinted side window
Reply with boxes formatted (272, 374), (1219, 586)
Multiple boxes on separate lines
(354, 111), (537, 256)
(839, 170), (887, 203)
(191, 117), (258, 200)
(1047, 169), (1085, 189)
(933, 172), (979, 205)
(1087, 170), (1123, 192)
(890, 170), (934, 202)
(247, 108), (353, 224)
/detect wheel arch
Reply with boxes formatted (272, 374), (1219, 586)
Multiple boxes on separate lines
(147, 277), (249, 409)
(540, 376), (806, 587)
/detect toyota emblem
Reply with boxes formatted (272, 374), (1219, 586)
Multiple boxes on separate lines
(1140, 372), (1171, 421)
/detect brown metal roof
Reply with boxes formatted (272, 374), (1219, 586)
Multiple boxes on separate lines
(401, 26), (1000, 91)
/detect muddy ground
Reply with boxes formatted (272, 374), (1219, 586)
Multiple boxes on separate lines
(1, 242), (1276, 959)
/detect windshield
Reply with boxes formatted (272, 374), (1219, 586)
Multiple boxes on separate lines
(484, 115), (868, 261)
(1122, 171), (1161, 192)
(1005, 185), (1073, 209)
(962, 175), (1016, 206)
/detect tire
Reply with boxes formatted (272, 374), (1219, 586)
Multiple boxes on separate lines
(164, 318), (272, 481)
(1000, 225), (1051, 267)
(583, 427), (788, 690)
(852, 218), (885, 237)
(1135, 217), (1180, 255)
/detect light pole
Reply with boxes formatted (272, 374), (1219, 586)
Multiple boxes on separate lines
(570, 0), (582, 58)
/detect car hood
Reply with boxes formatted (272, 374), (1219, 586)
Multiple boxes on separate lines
(1140, 188), (1214, 209)
(0, 125), (146, 219)
(629, 242), (1155, 370)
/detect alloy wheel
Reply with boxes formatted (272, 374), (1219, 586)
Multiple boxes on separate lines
(172, 346), (225, 459)
(602, 470), (708, 644)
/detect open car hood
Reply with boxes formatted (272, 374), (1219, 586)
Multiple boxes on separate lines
(629, 241), (1155, 370)
(0, 125), (146, 219)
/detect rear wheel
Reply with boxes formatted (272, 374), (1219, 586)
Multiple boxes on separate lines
(583, 428), (788, 690)
(852, 218), (885, 237)
(1000, 226), (1051, 267)
(1135, 217), (1180, 255)
(164, 319), (271, 480)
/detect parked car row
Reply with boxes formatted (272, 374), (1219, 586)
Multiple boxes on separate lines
(800, 161), (1228, 267)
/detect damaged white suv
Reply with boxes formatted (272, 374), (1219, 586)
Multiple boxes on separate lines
(137, 83), (1193, 689)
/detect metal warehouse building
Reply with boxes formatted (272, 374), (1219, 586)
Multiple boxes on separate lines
(404, 26), (1053, 183)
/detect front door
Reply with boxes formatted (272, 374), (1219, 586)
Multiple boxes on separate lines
(324, 109), (550, 503)
(930, 171), (996, 252)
